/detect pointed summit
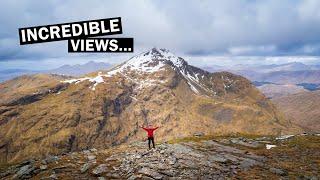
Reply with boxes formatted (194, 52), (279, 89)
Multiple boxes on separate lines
(105, 48), (187, 75)
(133, 47), (178, 60)
(146, 47), (172, 57)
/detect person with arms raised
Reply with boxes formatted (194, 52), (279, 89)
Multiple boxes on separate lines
(140, 124), (160, 149)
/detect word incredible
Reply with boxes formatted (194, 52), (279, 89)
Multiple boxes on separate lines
(19, 17), (122, 45)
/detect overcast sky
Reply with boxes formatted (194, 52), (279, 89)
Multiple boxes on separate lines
(1, 0), (320, 70)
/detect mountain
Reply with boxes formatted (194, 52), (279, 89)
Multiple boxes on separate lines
(0, 69), (38, 82)
(256, 70), (320, 84)
(46, 61), (112, 76)
(203, 62), (320, 84)
(0, 48), (295, 164)
(203, 62), (320, 73)
(256, 62), (313, 73)
(232, 70), (320, 85)
(0, 61), (112, 83)
(273, 90), (320, 132)
(257, 84), (308, 98)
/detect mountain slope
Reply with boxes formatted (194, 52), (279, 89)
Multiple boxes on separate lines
(0, 48), (295, 163)
(0, 61), (111, 83)
(273, 90), (320, 132)
(257, 70), (320, 84)
(0, 69), (39, 83)
(257, 84), (308, 98)
(0, 74), (70, 105)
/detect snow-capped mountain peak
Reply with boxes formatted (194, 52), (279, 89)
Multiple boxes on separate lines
(62, 48), (188, 90)
(105, 48), (187, 75)
(126, 48), (185, 69)
(143, 48), (186, 68)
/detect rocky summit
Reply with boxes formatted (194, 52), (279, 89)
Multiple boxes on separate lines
(0, 134), (319, 179)
(0, 48), (298, 164)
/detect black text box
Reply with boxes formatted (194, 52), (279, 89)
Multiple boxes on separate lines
(68, 38), (134, 53)
(19, 17), (122, 45)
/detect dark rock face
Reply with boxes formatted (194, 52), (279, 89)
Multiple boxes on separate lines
(7, 94), (43, 106)
(4, 83), (69, 106)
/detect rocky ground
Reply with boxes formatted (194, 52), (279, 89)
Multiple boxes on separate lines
(0, 134), (319, 179)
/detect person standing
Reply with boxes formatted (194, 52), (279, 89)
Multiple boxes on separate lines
(140, 125), (160, 149)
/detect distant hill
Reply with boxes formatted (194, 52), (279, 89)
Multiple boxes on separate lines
(0, 69), (38, 82)
(46, 61), (112, 76)
(273, 90), (320, 132)
(255, 62), (315, 73)
(0, 61), (112, 83)
(256, 70), (320, 84)
(203, 62), (320, 84)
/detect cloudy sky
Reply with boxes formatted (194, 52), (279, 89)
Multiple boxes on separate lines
(1, 0), (320, 70)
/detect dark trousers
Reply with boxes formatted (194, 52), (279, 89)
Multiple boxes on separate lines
(148, 137), (155, 149)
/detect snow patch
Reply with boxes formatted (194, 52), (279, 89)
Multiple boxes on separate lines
(266, 144), (277, 150)
(188, 82), (199, 94)
(62, 73), (107, 91)
(130, 96), (138, 101)
(136, 79), (166, 90)
(276, 135), (294, 140)
(89, 74), (105, 91)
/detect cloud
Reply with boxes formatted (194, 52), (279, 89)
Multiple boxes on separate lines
(228, 45), (277, 56)
(1, 0), (320, 69)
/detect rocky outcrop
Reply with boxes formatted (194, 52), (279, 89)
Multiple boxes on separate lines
(1, 134), (318, 179)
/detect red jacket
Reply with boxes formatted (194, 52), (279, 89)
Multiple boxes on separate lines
(142, 127), (159, 137)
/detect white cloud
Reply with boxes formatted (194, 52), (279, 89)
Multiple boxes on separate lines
(228, 45), (277, 55)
